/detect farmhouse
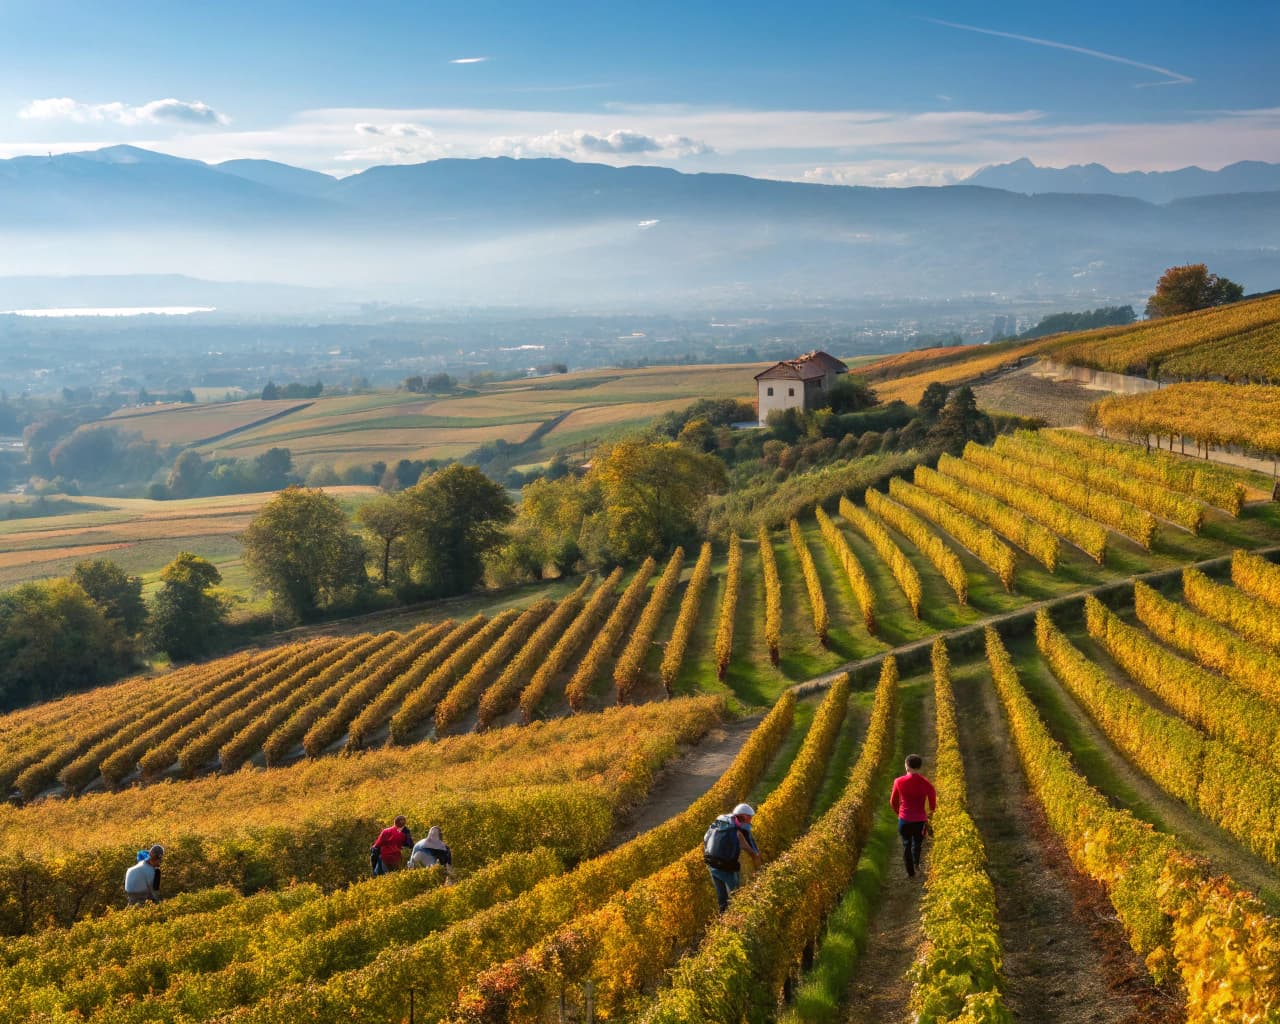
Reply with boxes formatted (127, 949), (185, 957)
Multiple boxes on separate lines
(754, 350), (849, 424)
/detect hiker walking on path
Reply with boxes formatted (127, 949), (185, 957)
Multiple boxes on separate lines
(703, 802), (762, 913)
(891, 754), (936, 878)
(124, 845), (164, 905)
(409, 825), (453, 876)
(371, 815), (413, 875)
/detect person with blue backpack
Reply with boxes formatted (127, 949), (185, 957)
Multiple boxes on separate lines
(703, 802), (762, 913)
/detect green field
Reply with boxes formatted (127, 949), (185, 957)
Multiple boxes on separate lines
(87, 362), (768, 471)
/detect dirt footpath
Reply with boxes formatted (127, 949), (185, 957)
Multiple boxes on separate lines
(608, 716), (760, 847)
(954, 671), (1172, 1024)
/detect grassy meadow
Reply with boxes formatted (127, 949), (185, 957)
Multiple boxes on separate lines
(89, 362), (769, 472)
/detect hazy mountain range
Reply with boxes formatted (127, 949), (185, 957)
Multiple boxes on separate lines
(1, 146), (1277, 307)
(964, 158), (1280, 203)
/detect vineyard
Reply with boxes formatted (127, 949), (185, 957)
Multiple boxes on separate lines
(1, 430), (1279, 1021)
(1092, 382), (1280, 462)
(1050, 291), (1280, 380)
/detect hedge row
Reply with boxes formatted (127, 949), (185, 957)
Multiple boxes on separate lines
(790, 519), (830, 643)
(565, 557), (657, 711)
(986, 627), (1280, 1023)
(714, 535), (743, 677)
(661, 542), (714, 694)
(615, 548), (685, 704)
(866, 488), (967, 605)
(477, 578), (592, 729)
(840, 495), (922, 617)
(520, 568), (623, 722)
(815, 506), (875, 632)
(889, 476), (1016, 591)
(759, 525), (783, 663)
(914, 464), (1059, 572)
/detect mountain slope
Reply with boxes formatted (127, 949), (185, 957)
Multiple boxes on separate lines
(0, 147), (1277, 304)
(965, 158), (1280, 202)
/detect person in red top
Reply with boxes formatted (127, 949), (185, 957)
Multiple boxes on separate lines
(890, 754), (937, 878)
(371, 815), (413, 875)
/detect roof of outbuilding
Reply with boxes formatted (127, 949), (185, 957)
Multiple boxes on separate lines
(753, 350), (849, 382)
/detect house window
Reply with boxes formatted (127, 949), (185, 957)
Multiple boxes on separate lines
(788, 387), (795, 397)
(766, 386), (774, 396)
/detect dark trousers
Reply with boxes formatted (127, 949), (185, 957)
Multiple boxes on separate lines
(708, 867), (741, 912)
(899, 819), (926, 876)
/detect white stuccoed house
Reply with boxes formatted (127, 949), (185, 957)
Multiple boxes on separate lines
(754, 350), (849, 425)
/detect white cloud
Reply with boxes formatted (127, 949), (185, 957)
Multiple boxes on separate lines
(354, 122), (434, 138)
(490, 128), (712, 159)
(803, 164), (971, 188)
(340, 122), (445, 163)
(449, 57), (488, 64)
(18, 96), (228, 126)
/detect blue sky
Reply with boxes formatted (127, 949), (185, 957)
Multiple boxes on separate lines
(2, 0), (1277, 182)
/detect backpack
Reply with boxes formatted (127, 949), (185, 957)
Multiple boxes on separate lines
(703, 816), (741, 870)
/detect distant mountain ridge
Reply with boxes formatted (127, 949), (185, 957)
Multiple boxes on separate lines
(963, 158), (1280, 203)
(1, 145), (1278, 305)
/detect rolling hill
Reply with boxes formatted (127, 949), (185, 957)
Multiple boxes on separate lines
(4, 146), (1280, 304)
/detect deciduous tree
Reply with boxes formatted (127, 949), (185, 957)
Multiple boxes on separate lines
(1146, 263), (1244, 318)
(357, 493), (411, 587)
(590, 440), (726, 561)
(242, 487), (368, 619)
(401, 464), (515, 597)
(72, 558), (146, 635)
(0, 578), (128, 708)
(147, 552), (228, 661)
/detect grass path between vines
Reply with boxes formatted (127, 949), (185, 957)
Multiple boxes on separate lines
(840, 675), (935, 1024)
(952, 660), (1169, 1024)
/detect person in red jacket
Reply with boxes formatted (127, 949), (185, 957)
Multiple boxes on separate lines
(371, 815), (413, 875)
(890, 754), (937, 878)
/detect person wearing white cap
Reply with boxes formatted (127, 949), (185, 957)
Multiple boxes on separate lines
(124, 844), (164, 905)
(702, 802), (762, 913)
